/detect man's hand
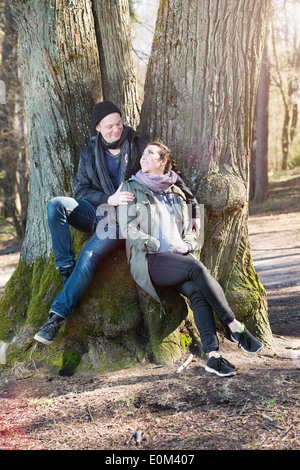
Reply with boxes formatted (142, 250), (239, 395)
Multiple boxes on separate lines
(107, 182), (135, 206)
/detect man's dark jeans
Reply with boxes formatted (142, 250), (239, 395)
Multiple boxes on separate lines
(147, 253), (235, 353)
(47, 197), (123, 319)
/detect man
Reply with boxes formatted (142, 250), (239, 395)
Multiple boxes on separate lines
(34, 100), (200, 345)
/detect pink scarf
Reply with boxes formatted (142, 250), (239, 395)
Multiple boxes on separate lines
(135, 170), (177, 192)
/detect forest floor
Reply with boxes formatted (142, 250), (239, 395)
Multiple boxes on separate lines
(0, 171), (299, 453)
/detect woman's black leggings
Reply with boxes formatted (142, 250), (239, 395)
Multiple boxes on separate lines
(147, 253), (235, 353)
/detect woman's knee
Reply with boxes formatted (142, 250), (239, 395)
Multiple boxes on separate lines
(188, 257), (209, 278)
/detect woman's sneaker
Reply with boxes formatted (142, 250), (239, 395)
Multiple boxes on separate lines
(231, 327), (263, 354)
(205, 355), (236, 377)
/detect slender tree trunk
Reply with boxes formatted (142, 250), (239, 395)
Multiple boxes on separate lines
(281, 105), (290, 170)
(285, 78), (299, 167)
(249, 108), (257, 201)
(139, 0), (273, 346)
(281, 91), (297, 172)
(254, 26), (270, 202)
(92, 0), (140, 127)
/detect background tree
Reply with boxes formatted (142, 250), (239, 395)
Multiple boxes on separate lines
(270, 0), (300, 170)
(0, 0), (273, 374)
(250, 25), (270, 202)
(0, 0), (28, 239)
(92, 0), (140, 127)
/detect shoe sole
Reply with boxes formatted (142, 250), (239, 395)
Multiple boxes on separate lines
(231, 335), (263, 354)
(34, 333), (53, 345)
(205, 366), (235, 377)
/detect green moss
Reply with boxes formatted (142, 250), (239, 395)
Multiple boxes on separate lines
(0, 242), (197, 374)
(59, 350), (82, 376)
(26, 255), (62, 325)
(77, 248), (142, 338)
(137, 286), (196, 365)
(180, 333), (192, 353)
(53, 64), (61, 75)
(223, 237), (273, 348)
(0, 259), (33, 339)
(67, 51), (82, 62)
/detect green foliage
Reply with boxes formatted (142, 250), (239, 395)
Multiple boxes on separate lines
(288, 153), (300, 169)
(0, 258), (35, 339)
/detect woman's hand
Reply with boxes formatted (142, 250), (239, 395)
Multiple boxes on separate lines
(188, 218), (201, 237)
(107, 182), (135, 206)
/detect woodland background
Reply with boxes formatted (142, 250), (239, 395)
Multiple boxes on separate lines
(0, 0), (299, 361)
(0, 0), (299, 452)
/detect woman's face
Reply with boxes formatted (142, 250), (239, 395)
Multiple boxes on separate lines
(96, 112), (123, 143)
(140, 145), (166, 175)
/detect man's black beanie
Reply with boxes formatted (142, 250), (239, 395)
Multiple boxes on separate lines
(92, 100), (121, 128)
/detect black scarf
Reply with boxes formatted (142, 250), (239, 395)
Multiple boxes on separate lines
(95, 126), (132, 195)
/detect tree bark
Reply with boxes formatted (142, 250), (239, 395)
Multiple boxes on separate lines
(0, 0), (274, 375)
(252, 26), (270, 202)
(15, 66), (29, 238)
(139, 0), (273, 346)
(9, 0), (102, 263)
(92, 0), (140, 127)
(1, 0), (196, 371)
(0, 0), (28, 239)
(270, 1), (300, 170)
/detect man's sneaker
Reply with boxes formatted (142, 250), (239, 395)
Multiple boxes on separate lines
(231, 327), (263, 354)
(34, 314), (65, 345)
(205, 355), (236, 377)
(59, 262), (76, 285)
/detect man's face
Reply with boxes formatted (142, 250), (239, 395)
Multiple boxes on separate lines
(96, 112), (123, 143)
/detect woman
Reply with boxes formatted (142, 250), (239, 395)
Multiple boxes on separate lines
(118, 141), (263, 377)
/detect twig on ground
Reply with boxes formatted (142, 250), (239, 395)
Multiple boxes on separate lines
(176, 354), (193, 373)
(125, 429), (142, 446)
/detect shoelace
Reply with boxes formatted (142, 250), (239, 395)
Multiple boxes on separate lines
(42, 317), (62, 334)
(220, 357), (234, 367)
(215, 356), (234, 370)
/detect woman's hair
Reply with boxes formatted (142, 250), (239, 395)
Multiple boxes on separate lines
(147, 140), (180, 173)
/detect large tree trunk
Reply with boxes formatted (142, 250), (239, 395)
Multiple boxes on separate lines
(0, 0), (194, 372)
(139, 0), (273, 346)
(0, 0), (274, 376)
(9, 0), (102, 263)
